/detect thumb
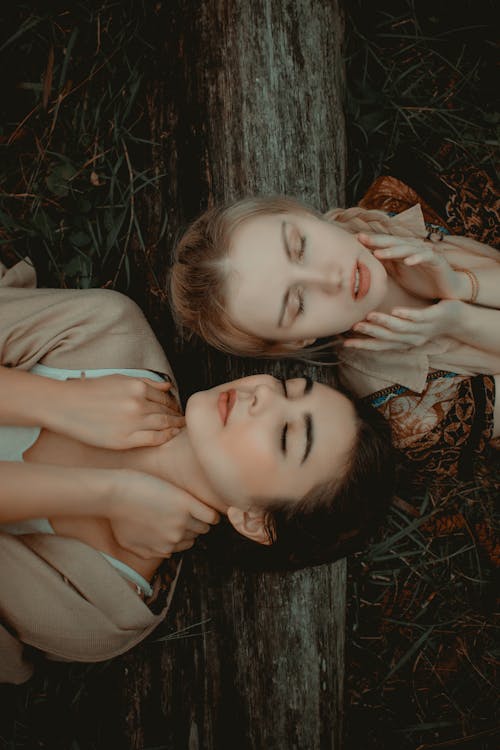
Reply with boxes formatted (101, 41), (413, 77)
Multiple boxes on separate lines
(356, 232), (374, 247)
(141, 378), (172, 390)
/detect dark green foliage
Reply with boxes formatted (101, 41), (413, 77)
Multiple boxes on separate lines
(346, 0), (499, 204)
(344, 3), (499, 747)
(0, 2), (498, 749)
(0, 2), (163, 290)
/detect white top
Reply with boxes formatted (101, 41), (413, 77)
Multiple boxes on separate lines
(0, 364), (167, 597)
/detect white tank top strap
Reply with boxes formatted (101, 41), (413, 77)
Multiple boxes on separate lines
(30, 363), (167, 382)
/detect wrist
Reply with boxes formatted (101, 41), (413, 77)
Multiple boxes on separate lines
(104, 468), (140, 520)
(35, 376), (72, 431)
(72, 466), (122, 519)
(449, 299), (468, 337)
(454, 268), (479, 303)
(42, 377), (86, 436)
(0, 367), (61, 429)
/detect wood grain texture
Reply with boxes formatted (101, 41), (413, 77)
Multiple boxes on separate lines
(123, 1), (348, 748)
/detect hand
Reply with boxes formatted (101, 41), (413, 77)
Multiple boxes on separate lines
(49, 375), (185, 449)
(358, 232), (471, 302)
(343, 300), (462, 351)
(108, 470), (220, 559)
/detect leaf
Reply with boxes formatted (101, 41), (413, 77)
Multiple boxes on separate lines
(69, 230), (91, 248)
(45, 162), (77, 197)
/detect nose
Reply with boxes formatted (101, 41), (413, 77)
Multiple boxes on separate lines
(295, 265), (343, 294)
(247, 383), (281, 417)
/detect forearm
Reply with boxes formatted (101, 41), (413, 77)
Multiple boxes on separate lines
(0, 366), (61, 428)
(454, 302), (500, 354)
(0, 461), (115, 523)
(457, 267), (500, 309)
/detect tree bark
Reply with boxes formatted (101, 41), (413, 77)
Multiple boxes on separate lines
(125, 2), (348, 748)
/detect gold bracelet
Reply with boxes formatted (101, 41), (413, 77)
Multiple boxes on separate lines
(455, 267), (479, 304)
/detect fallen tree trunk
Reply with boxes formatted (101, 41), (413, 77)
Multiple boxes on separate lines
(122, 2), (348, 748)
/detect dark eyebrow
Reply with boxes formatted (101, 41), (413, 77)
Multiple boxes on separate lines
(301, 413), (313, 464)
(277, 221), (292, 328)
(300, 377), (313, 463)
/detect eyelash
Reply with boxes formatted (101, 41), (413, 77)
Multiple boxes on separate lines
(296, 235), (306, 261)
(279, 377), (288, 453)
(296, 289), (305, 315)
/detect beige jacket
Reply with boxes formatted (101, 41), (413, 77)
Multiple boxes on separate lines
(0, 260), (180, 684)
(326, 204), (500, 396)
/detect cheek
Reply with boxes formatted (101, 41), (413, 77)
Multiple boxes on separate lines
(218, 428), (277, 491)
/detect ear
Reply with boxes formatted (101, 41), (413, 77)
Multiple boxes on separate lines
(282, 338), (317, 350)
(226, 507), (272, 545)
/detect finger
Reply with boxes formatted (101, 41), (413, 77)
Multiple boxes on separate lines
(373, 244), (439, 264)
(172, 539), (195, 553)
(358, 232), (419, 250)
(365, 311), (423, 332)
(142, 379), (182, 413)
(188, 499), (220, 525)
(403, 250), (438, 266)
(187, 518), (212, 535)
(352, 321), (416, 341)
(165, 394), (183, 415)
(141, 380), (172, 406)
(343, 338), (411, 351)
(174, 529), (199, 541)
(143, 399), (184, 420)
(130, 428), (182, 447)
(391, 306), (435, 321)
(351, 322), (426, 347)
(143, 413), (185, 430)
(141, 378), (172, 391)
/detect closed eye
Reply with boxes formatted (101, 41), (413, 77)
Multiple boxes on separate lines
(281, 423), (288, 455)
(296, 288), (304, 315)
(296, 234), (306, 261)
(279, 376), (288, 455)
(278, 223), (306, 327)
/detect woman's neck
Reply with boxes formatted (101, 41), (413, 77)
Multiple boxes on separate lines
(376, 275), (429, 314)
(120, 429), (228, 514)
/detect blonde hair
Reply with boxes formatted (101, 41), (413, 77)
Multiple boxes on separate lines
(169, 195), (397, 359)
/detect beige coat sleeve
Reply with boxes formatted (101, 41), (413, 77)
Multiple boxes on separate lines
(0, 261), (181, 684)
(0, 259), (176, 382)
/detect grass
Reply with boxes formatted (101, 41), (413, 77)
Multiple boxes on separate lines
(0, 2), (163, 291)
(343, 3), (499, 746)
(0, 1), (499, 749)
(345, 0), (499, 204)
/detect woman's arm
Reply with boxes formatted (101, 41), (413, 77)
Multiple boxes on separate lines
(0, 461), (113, 522)
(344, 300), (500, 357)
(454, 265), (500, 309)
(0, 461), (219, 558)
(0, 365), (184, 448)
(358, 232), (500, 308)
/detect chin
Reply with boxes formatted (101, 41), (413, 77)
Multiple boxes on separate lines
(185, 389), (220, 448)
(369, 262), (388, 307)
(184, 390), (203, 432)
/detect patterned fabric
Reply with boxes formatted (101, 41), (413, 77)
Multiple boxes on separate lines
(358, 169), (500, 484)
(365, 372), (496, 481)
(443, 166), (500, 248)
(358, 174), (450, 228)
(346, 172), (500, 747)
(359, 170), (500, 248)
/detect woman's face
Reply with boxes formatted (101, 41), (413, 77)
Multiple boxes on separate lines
(223, 212), (388, 344)
(185, 374), (357, 508)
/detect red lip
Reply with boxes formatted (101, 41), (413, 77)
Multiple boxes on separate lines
(217, 389), (236, 426)
(352, 261), (371, 301)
